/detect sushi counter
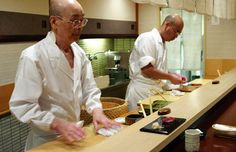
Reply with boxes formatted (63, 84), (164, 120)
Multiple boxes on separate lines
(28, 69), (236, 152)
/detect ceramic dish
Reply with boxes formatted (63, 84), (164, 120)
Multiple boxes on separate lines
(212, 124), (236, 138)
(125, 114), (143, 125)
(114, 117), (125, 124)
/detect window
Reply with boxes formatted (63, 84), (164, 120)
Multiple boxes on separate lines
(161, 8), (204, 80)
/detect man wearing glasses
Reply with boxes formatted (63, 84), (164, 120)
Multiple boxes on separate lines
(125, 14), (187, 111)
(10, 0), (119, 150)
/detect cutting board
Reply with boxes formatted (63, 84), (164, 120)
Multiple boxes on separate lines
(176, 85), (200, 92)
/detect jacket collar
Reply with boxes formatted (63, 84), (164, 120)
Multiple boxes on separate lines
(45, 31), (74, 80)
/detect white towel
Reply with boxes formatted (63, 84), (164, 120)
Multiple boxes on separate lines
(97, 126), (121, 137)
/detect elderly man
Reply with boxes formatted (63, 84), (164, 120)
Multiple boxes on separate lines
(125, 14), (187, 111)
(10, 0), (119, 150)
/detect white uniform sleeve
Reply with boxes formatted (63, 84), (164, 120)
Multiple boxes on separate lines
(135, 34), (156, 68)
(81, 59), (102, 114)
(10, 55), (55, 132)
(139, 56), (155, 68)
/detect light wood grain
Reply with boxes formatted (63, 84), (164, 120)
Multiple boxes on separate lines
(0, 83), (14, 115)
(28, 124), (107, 152)
(138, 79), (211, 106)
(82, 69), (236, 152)
(28, 69), (236, 152)
(205, 59), (236, 79)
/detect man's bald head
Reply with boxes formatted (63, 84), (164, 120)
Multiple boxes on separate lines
(49, 0), (83, 17)
(159, 14), (184, 42)
(49, 0), (85, 44)
(163, 14), (184, 29)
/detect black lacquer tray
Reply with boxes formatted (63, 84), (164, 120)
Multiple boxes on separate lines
(140, 116), (186, 135)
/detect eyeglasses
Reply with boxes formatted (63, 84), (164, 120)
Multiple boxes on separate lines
(56, 16), (88, 28)
(170, 25), (181, 36)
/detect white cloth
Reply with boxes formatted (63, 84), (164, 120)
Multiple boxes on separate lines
(9, 31), (102, 150)
(125, 28), (167, 111)
(196, 0), (214, 16)
(131, 0), (168, 7)
(97, 126), (121, 137)
(168, 0), (184, 9)
(213, 0), (236, 19)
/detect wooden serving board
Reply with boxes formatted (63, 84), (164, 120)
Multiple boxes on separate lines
(176, 85), (200, 92)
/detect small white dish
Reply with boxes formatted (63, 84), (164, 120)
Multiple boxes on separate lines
(212, 123), (236, 137)
(114, 117), (125, 124)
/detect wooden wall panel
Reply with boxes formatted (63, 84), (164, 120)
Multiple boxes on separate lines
(205, 59), (236, 79)
(0, 11), (137, 42)
(205, 59), (222, 78)
(0, 83), (14, 115)
(81, 18), (137, 37)
(222, 60), (236, 72)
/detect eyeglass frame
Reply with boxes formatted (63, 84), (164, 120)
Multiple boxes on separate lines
(170, 24), (181, 36)
(55, 16), (88, 28)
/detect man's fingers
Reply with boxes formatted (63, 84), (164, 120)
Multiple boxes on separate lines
(70, 131), (84, 141)
(64, 134), (75, 144)
(104, 120), (121, 129)
(75, 127), (86, 139)
(93, 120), (99, 131)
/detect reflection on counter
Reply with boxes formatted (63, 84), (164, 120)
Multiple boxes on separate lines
(101, 80), (129, 99)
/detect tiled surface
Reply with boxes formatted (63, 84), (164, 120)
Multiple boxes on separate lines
(0, 38), (135, 83)
(78, 38), (135, 77)
(0, 42), (35, 84)
(0, 114), (29, 152)
(114, 38), (135, 52)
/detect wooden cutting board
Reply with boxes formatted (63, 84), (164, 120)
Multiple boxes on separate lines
(176, 85), (200, 92)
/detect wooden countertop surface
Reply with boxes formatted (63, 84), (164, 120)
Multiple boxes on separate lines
(138, 78), (211, 106)
(29, 69), (236, 152)
(162, 87), (236, 152)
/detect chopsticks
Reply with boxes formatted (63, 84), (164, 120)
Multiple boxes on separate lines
(143, 88), (169, 116)
(217, 69), (221, 77)
(140, 103), (147, 118)
(157, 92), (168, 102)
(150, 88), (168, 102)
(149, 97), (153, 114)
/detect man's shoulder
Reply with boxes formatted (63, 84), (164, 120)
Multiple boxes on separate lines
(139, 28), (159, 39)
(135, 28), (158, 44)
(20, 39), (46, 60)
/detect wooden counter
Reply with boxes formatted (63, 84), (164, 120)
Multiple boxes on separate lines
(138, 78), (212, 106)
(29, 69), (236, 152)
(162, 88), (236, 152)
(0, 83), (14, 116)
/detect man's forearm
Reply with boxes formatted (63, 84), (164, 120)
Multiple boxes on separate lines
(141, 64), (171, 80)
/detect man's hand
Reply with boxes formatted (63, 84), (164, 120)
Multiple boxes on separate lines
(92, 108), (121, 131)
(141, 64), (187, 84)
(169, 73), (188, 84)
(50, 118), (85, 144)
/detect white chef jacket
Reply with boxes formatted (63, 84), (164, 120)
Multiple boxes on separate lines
(9, 31), (102, 150)
(125, 28), (167, 111)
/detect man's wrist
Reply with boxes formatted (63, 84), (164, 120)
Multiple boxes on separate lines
(167, 73), (174, 80)
(50, 117), (60, 132)
(92, 108), (103, 116)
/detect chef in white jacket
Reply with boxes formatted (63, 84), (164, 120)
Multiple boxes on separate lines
(10, 0), (119, 150)
(125, 14), (187, 111)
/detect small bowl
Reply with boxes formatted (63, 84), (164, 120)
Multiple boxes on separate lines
(125, 114), (143, 125)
